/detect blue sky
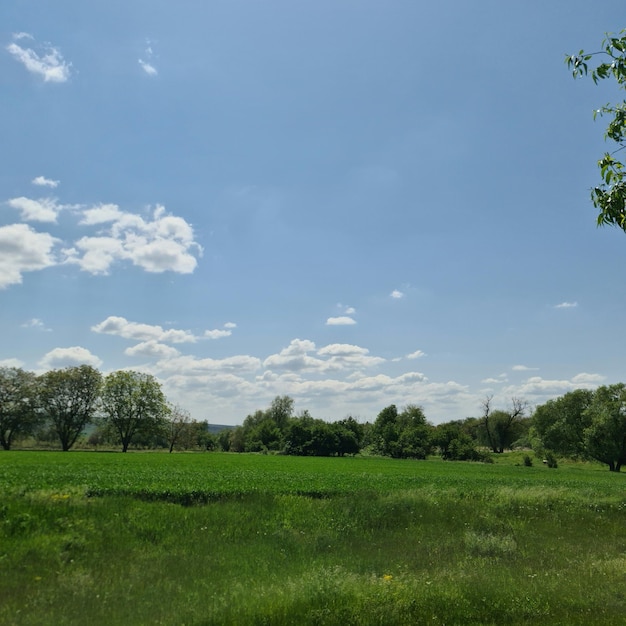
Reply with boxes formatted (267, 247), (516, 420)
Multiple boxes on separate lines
(2, 1), (626, 425)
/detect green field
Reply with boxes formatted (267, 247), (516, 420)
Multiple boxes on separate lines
(1, 452), (625, 625)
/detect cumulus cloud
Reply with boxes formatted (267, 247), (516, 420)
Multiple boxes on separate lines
(0, 224), (58, 288)
(7, 196), (64, 222)
(390, 289), (404, 299)
(32, 176), (59, 188)
(79, 203), (125, 225)
(326, 316), (356, 326)
(68, 205), (202, 274)
(512, 364), (539, 372)
(0, 358), (25, 368)
(38, 346), (102, 370)
(224, 322), (237, 329)
(554, 301), (578, 309)
(406, 350), (426, 359)
(92, 316), (198, 344)
(124, 341), (180, 359)
(7, 34), (72, 82)
(571, 372), (606, 385)
(263, 340), (384, 373)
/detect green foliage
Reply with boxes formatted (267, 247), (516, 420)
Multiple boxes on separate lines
(567, 30), (626, 231)
(100, 370), (168, 452)
(533, 385), (626, 471)
(531, 389), (594, 458)
(372, 404), (433, 459)
(0, 367), (40, 450)
(433, 421), (490, 462)
(38, 365), (102, 452)
(480, 397), (528, 453)
(583, 383), (626, 471)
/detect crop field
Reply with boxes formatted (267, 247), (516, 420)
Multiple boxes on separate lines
(1, 452), (625, 625)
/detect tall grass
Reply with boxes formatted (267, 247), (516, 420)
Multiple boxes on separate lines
(0, 452), (624, 624)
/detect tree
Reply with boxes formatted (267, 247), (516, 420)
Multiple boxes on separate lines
(0, 367), (40, 450)
(531, 389), (594, 458)
(567, 30), (626, 231)
(39, 365), (102, 451)
(583, 384), (626, 472)
(164, 404), (192, 453)
(372, 404), (432, 459)
(480, 396), (527, 453)
(100, 370), (168, 452)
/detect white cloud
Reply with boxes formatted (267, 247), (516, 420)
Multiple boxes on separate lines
(512, 364), (539, 372)
(38, 347), (102, 370)
(263, 339), (327, 372)
(326, 316), (356, 326)
(571, 372), (606, 385)
(0, 224), (58, 288)
(32, 176), (59, 188)
(125, 341), (180, 359)
(79, 204), (124, 225)
(69, 205), (202, 275)
(139, 59), (158, 76)
(92, 316), (198, 344)
(7, 196), (63, 222)
(0, 358), (25, 368)
(138, 40), (158, 76)
(554, 301), (578, 309)
(224, 322), (237, 329)
(406, 350), (426, 359)
(344, 306), (356, 315)
(390, 289), (404, 299)
(204, 329), (232, 339)
(21, 318), (51, 332)
(7, 36), (71, 83)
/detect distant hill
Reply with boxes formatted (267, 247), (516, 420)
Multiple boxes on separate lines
(207, 424), (235, 434)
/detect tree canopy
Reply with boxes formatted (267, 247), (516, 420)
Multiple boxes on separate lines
(568, 30), (626, 231)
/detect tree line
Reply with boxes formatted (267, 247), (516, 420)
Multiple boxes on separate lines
(2, 364), (625, 470)
(0, 365), (210, 452)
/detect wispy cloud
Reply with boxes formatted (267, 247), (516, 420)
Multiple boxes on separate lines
(554, 301), (578, 309)
(512, 364), (539, 372)
(390, 289), (404, 299)
(138, 40), (158, 76)
(21, 318), (51, 332)
(32, 176), (59, 188)
(7, 34), (71, 83)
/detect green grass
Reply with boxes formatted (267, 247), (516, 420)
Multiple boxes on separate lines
(1, 452), (625, 624)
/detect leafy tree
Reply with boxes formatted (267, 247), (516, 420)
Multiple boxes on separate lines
(0, 367), (40, 450)
(531, 389), (594, 458)
(333, 416), (363, 456)
(39, 365), (102, 451)
(372, 404), (432, 459)
(164, 404), (193, 453)
(480, 397), (527, 453)
(433, 421), (489, 462)
(567, 30), (626, 231)
(100, 370), (168, 452)
(583, 384), (626, 472)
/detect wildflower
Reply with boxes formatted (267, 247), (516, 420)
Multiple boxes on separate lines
(383, 574), (393, 582)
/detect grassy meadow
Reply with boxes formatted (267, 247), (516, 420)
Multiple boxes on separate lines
(0, 451), (625, 625)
